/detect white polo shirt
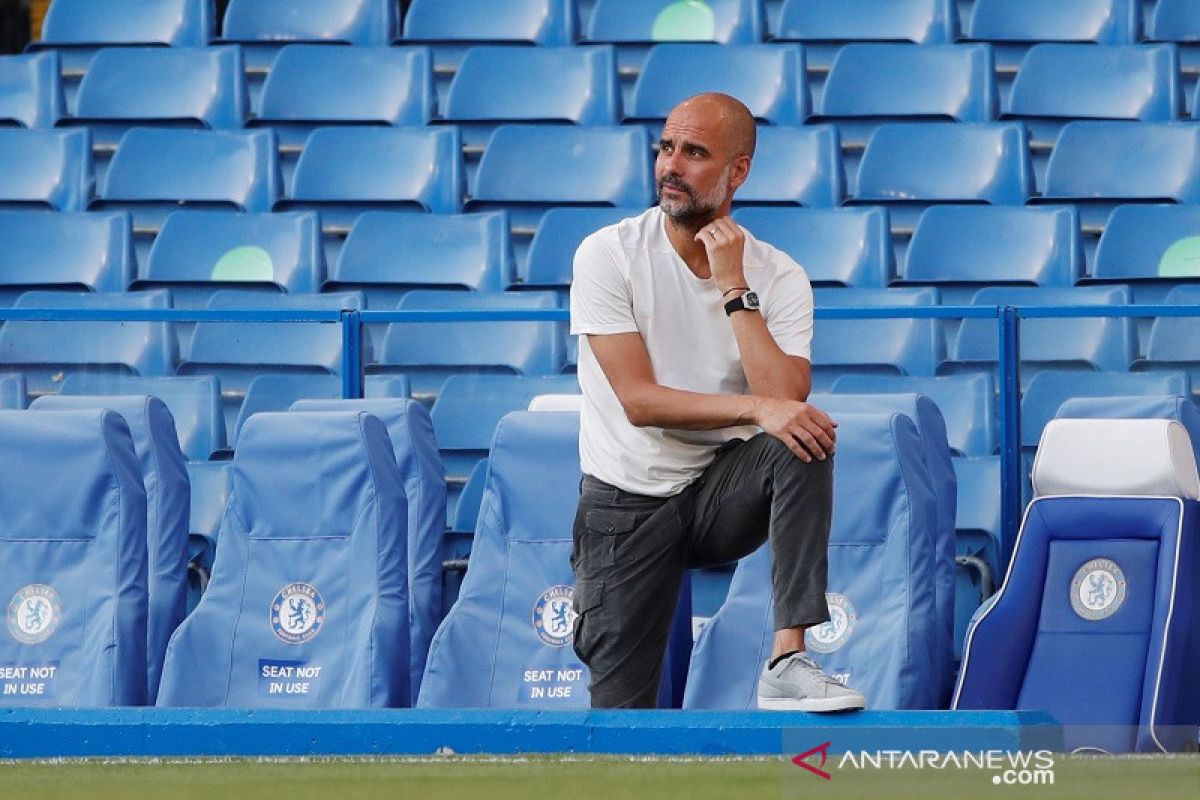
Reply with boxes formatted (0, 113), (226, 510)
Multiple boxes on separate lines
(569, 206), (815, 497)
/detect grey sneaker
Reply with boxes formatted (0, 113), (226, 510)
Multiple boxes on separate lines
(757, 652), (866, 712)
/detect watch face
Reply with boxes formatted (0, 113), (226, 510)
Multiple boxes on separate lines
(743, 291), (760, 309)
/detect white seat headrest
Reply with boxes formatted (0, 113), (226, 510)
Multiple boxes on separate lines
(1032, 418), (1200, 499)
(528, 394), (583, 412)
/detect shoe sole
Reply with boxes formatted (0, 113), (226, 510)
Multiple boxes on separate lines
(757, 695), (865, 712)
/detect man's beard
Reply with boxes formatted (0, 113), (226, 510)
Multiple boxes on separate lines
(657, 165), (730, 225)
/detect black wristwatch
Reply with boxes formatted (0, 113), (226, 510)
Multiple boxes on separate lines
(724, 290), (760, 316)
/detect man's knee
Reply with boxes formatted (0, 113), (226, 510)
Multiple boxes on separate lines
(747, 433), (834, 476)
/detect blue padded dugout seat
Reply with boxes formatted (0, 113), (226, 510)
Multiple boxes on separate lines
(0, 290), (176, 396)
(290, 398), (446, 701)
(137, 210), (323, 309)
(774, 0), (958, 72)
(954, 417), (1200, 752)
(0, 128), (91, 211)
(815, 44), (996, 149)
(1137, 286), (1200, 388)
(418, 410), (590, 708)
(1040, 122), (1200, 232)
(900, 206), (1082, 303)
(0, 51), (64, 128)
(0, 373), (26, 409)
(811, 393), (957, 705)
(852, 122), (1033, 229)
(277, 126), (461, 239)
(0, 408), (148, 706)
(444, 46), (620, 153)
(158, 411), (411, 707)
(946, 286), (1137, 386)
(732, 206), (892, 288)
(832, 373), (997, 457)
(523, 207), (641, 291)
(250, 45), (434, 166)
(734, 125), (844, 208)
(683, 411), (943, 709)
(94, 128), (281, 250)
(372, 291), (564, 404)
(0, 210), (132, 305)
(1091, 205), (1200, 303)
(327, 211), (511, 307)
(59, 373), (225, 461)
(628, 44), (808, 128)
(67, 46), (247, 175)
(810, 287), (944, 391)
(31, 394), (189, 702)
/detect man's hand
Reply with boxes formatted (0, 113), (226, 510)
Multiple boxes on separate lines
(752, 397), (838, 463)
(694, 216), (747, 293)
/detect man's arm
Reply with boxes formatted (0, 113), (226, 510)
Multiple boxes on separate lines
(588, 331), (836, 462)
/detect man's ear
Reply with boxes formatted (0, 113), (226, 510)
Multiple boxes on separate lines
(728, 154), (752, 191)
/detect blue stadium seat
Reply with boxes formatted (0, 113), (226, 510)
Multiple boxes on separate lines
(1136, 285), (1200, 387)
(523, 207), (641, 291)
(231, 374), (342, 449)
(954, 417), (1200, 752)
(832, 373), (997, 457)
(815, 44), (996, 148)
(94, 129), (281, 253)
(418, 411), (591, 707)
(683, 411), (945, 709)
(628, 44), (808, 128)
(451, 458), (488, 534)
(0, 128), (91, 211)
(31, 394), (189, 703)
(68, 46), (246, 176)
(733, 207), (892, 288)
(0, 290), (176, 396)
(0, 210), (132, 305)
(853, 122), (1034, 228)
(774, 0), (958, 72)
(290, 398), (446, 702)
(251, 45), (434, 162)
(1150, 0), (1200, 114)
(184, 459), (231, 582)
(901, 206), (1082, 302)
(465, 124), (654, 254)
(811, 287), (945, 390)
(947, 286), (1137, 384)
(443, 46), (620, 152)
(812, 393), (957, 706)
(430, 374), (580, 518)
(277, 126), (462, 240)
(372, 291), (565, 404)
(327, 211), (511, 307)
(58, 373), (225, 461)
(952, 455), (1002, 658)
(0, 51), (63, 128)
(966, 0), (1140, 82)
(0, 373), (26, 409)
(0, 408), (147, 706)
(1090, 204), (1200, 303)
(734, 124), (844, 207)
(158, 411), (411, 707)
(177, 290), (363, 439)
(137, 210), (323, 309)
(28, 0), (213, 105)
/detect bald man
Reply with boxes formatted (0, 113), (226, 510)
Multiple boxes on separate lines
(568, 93), (866, 711)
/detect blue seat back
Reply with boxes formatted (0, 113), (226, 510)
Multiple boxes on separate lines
(733, 206), (892, 287)
(1143, 285), (1200, 370)
(630, 44), (808, 125)
(736, 125), (844, 207)
(291, 398), (446, 702)
(586, 0), (764, 43)
(967, 0), (1139, 44)
(776, 0), (957, 44)
(0, 51), (63, 128)
(0, 373), (26, 409)
(404, 0), (575, 45)
(232, 374), (342, 446)
(524, 207), (641, 288)
(35, 0), (212, 47)
(31, 394), (189, 702)
(158, 411), (411, 707)
(0, 408), (147, 706)
(222, 0), (397, 45)
(140, 210), (323, 306)
(1093, 204), (1200, 283)
(0, 128), (92, 211)
(903, 205), (1082, 288)
(954, 417), (1200, 752)
(0, 211), (133, 303)
(683, 411), (943, 709)
(1151, 0), (1200, 41)
(0, 290), (176, 393)
(419, 411), (588, 707)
